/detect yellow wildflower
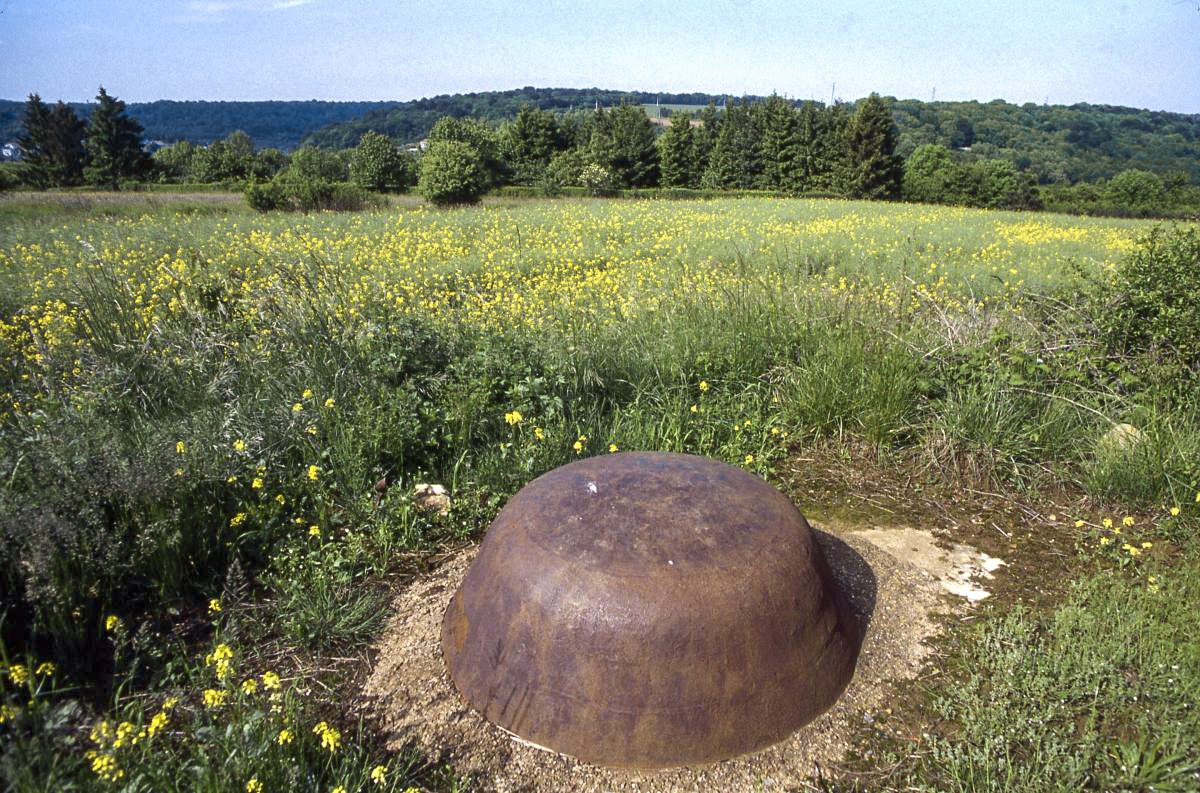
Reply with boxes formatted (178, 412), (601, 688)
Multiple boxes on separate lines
(324, 398), (335, 408)
(534, 427), (544, 440)
(744, 454), (754, 465)
(1099, 536), (1111, 546)
(302, 388), (313, 398)
(306, 425), (317, 434)
(7, 664), (28, 684)
(246, 778), (263, 793)
(105, 615), (122, 633)
(0, 704), (19, 724)
(277, 728), (294, 745)
(1122, 516), (1134, 526)
(233, 439), (246, 452)
(698, 380), (709, 392)
(1102, 518), (1113, 529)
(292, 403), (303, 412)
(1142, 541), (1152, 549)
(504, 410), (523, 425)
(275, 494), (285, 505)
(1170, 506), (1180, 516)
(609, 443), (618, 453)
(261, 671), (281, 690)
(308, 465), (320, 480)
(241, 677), (258, 695)
(309, 525), (321, 537)
(1074, 519), (1085, 528)
(147, 710), (168, 737)
(690, 404), (698, 413)
(251, 477), (263, 489)
(202, 689), (227, 708)
(230, 512), (246, 527)
(371, 765), (387, 785)
(208, 598), (222, 615)
(176, 441), (186, 454)
(35, 661), (55, 677)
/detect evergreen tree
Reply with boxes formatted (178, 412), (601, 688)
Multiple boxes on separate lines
(588, 104), (659, 188)
(503, 105), (568, 185)
(657, 112), (697, 188)
(692, 101), (721, 178)
(755, 95), (802, 192)
(703, 100), (760, 189)
(793, 102), (834, 192)
(83, 87), (150, 189)
(840, 93), (902, 199)
(18, 94), (87, 187)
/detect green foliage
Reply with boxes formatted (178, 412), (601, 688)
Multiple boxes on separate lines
(1091, 226), (1200, 379)
(586, 103), (659, 188)
(502, 104), (571, 185)
(657, 112), (697, 188)
(1107, 169), (1165, 209)
(840, 93), (902, 200)
(348, 131), (413, 193)
(703, 100), (761, 189)
(83, 87), (151, 190)
(17, 94), (88, 188)
(427, 116), (507, 187)
(282, 144), (348, 183)
(910, 570), (1200, 791)
(244, 176), (379, 212)
(417, 139), (488, 205)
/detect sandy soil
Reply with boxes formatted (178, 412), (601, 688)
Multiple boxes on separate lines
(360, 517), (1002, 792)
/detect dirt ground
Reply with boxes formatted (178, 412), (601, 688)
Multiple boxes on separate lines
(361, 508), (1007, 792)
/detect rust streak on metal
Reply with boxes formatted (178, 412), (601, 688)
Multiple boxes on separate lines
(441, 452), (862, 769)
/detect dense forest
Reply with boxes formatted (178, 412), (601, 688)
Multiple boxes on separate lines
(0, 99), (393, 151)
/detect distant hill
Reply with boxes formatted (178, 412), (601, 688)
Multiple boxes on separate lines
(302, 87), (755, 148)
(308, 88), (1200, 185)
(0, 99), (395, 151)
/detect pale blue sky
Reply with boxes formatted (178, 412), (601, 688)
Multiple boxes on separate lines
(2, 0), (1198, 112)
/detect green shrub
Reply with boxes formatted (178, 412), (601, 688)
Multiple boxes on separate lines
(1093, 226), (1200, 379)
(243, 177), (380, 212)
(417, 140), (487, 206)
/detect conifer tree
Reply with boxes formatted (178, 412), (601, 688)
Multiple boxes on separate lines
(504, 105), (568, 185)
(755, 95), (802, 192)
(18, 94), (87, 187)
(587, 104), (659, 188)
(657, 112), (697, 188)
(840, 93), (902, 199)
(703, 100), (760, 189)
(84, 87), (150, 189)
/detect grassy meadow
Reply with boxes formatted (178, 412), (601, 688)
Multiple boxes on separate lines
(1, 195), (1198, 791)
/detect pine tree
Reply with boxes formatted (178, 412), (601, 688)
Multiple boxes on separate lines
(84, 87), (150, 190)
(17, 94), (87, 187)
(504, 105), (567, 185)
(588, 104), (659, 188)
(657, 112), (697, 188)
(703, 100), (760, 189)
(755, 95), (802, 192)
(841, 93), (903, 200)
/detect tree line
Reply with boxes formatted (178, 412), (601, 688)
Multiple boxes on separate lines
(8, 88), (1198, 218)
(15, 89), (152, 190)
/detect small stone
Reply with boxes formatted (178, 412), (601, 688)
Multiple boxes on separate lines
(414, 483), (452, 515)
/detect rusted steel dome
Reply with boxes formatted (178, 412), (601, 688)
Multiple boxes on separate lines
(441, 451), (861, 768)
